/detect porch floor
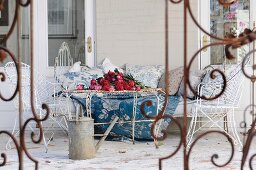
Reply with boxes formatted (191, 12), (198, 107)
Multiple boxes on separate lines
(0, 131), (255, 169)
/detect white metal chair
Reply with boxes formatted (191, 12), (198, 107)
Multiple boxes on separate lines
(4, 62), (69, 152)
(186, 65), (244, 147)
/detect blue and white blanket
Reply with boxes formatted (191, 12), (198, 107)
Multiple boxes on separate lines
(71, 93), (180, 140)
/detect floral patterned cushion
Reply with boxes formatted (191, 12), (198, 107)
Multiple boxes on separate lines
(59, 67), (104, 90)
(201, 64), (241, 98)
(158, 67), (184, 95)
(125, 64), (164, 88)
(178, 70), (206, 99)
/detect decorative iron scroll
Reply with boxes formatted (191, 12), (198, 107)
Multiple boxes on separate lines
(0, 0), (256, 169)
(140, 0), (256, 169)
(0, 0), (49, 170)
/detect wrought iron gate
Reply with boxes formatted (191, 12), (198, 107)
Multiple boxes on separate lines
(0, 0), (256, 169)
(0, 0), (49, 169)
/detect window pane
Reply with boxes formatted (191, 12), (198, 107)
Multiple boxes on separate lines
(0, 1), (30, 65)
(48, 0), (85, 67)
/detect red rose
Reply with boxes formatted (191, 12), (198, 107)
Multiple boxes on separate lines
(94, 85), (102, 90)
(91, 79), (97, 85)
(119, 73), (124, 77)
(109, 86), (115, 91)
(97, 77), (104, 85)
(112, 78), (116, 82)
(103, 80), (110, 86)
(77, 84), (84, 90)
(103, 85), (115, 91)
(116, 75), (123, 80)
(128, 80), (135, 87)
(115, 82), (124, 91)
(136, 86), (141, 91)
(123, 82), (130, 90)
(89, 84), (95, 90)
(103, 85), (111, 91)
(108, 70), (115, 77)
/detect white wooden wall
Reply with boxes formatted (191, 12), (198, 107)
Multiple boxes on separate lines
(96, 0), (199, 70)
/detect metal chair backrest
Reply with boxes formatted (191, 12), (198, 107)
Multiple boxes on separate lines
(4, 62), (31, 108)
(4, 62), (56, 109)
(54, 42), (73, 82)
(198, 64), (244, 108)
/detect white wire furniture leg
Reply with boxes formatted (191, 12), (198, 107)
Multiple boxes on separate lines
(5, 109), (35, 150)
(186, 107), (198, 147)
(228, 108), (242, 146)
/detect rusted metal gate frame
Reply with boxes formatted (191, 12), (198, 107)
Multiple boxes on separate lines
(0, 0), (256, 169)
(0, 0), (49, 169)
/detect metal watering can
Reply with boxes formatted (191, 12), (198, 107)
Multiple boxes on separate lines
(68, 116), (118, 160)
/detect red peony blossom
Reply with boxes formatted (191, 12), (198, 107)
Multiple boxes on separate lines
(91, 79), (97, 85)
(103, 79), (110, 86)
(116, 75), (123, 80)
(128, 80), (135, 87)
(89, 69), (144, 91)
(97, 77), (104, 85)
(115, 81), (124, 91)
(102, 85), (110, 91)
(136, 86), (141, 91)
(77, 84), (84, 90)
(89, 84), (95, 90)
(94, 85), (102, 90)
(109, 86), (115, 91)
(108, 70), (115, 76)
(103, 85), (115, 91)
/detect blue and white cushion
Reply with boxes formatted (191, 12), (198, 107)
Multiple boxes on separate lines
(59, 67), (104, 90)
(125, 64), (164, 88)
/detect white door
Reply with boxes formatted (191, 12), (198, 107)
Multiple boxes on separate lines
(199, 0), (211, 69)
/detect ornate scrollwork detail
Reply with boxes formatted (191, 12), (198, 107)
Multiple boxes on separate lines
(169, 0), (183, 4)
(0, 1), (20, 44)
(218, 0), (237, 6)
(17, 0), (30, 7)
(249, 153), (256, 170)
(187, 131), (235, 168)
(0, 46), (18, 101)
(0, 0), (49, 169)
(240, 104), (256, 169)
(20, 103), (50, 169)
(0, 131), (21, 168)
(140, 98), (168, 120)
(242, 49), (256, 82)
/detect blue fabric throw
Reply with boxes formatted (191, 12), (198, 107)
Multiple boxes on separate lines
(71, 93), (180, 140)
